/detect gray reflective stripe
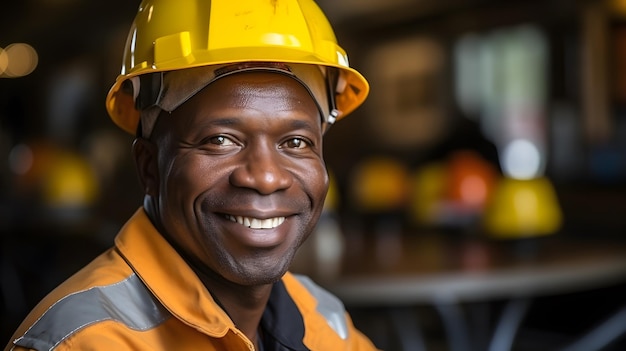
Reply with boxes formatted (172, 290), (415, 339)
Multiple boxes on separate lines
(13, 273), (170, 351)
(295, 275), (349, 340)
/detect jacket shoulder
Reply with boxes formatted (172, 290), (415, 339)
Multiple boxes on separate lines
(291, 274), (350, 340)
(11, 273), (170, 351)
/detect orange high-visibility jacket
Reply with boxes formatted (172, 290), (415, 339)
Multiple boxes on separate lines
(6, 209), (378, 351)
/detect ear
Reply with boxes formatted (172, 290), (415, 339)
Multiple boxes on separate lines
(132, 137), (159, 196)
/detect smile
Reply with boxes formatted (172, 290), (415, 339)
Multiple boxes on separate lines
(225, 215), (286, 229)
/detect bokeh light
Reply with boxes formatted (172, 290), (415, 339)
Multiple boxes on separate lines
(501, 139), (543, 179)
(0, 47), (8, 75)
(0, 43), (39, 78)
(8, 143), (34, 175)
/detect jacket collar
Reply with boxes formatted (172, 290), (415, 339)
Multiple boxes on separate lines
(114, 208), (312, 350)
(114, 208), (234, 337)
(261, 280), (309, 351)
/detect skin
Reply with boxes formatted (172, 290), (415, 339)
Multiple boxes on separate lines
(132, 72), (329, 347)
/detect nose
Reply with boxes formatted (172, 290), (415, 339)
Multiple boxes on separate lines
(229, 143), (293, 194)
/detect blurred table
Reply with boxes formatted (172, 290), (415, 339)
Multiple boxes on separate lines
(323, 233), (626, 304)
(301, 232), (626, 351)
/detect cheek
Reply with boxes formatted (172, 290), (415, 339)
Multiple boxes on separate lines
(306, 161), (330, 208)
(161, 153), (224, 203)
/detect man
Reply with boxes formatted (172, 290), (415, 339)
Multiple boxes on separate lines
(6, 0), (376, 350)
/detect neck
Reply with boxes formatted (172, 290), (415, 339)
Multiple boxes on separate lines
(142, 200), (273, 345)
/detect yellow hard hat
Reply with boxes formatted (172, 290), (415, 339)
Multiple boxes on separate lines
(483, 177), (562, 239)
(106, 0), (369, 135)
(350, 157), (410, 212)
(42, 151), (99, 209)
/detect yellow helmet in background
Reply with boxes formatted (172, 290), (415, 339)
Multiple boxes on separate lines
(483, 177), (562, 239)
(349, 157), (410, 212)
(106, 0), (369, 135)
(42, 151), (99, 209)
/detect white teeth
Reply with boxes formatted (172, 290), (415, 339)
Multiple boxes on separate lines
(225, 215), (285, 229)
(251, 218), (261, 228)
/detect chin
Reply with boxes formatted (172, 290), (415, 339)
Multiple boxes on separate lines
(232, 270), (286, 287)
(233, 257), (293, 286)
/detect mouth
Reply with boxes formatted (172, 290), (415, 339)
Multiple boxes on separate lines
(224, 215), (286, 229)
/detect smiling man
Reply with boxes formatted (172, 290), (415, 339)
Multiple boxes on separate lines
(5, 1), (376, 351)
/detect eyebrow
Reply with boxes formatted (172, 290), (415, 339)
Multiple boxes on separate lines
(287, 119), (319, 133)
(206, 117), (240, 126)
(197, 116), (319, 132)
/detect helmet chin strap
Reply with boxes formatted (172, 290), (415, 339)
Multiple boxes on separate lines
(323, 67), (340, 135)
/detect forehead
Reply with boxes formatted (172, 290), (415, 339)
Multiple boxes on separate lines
(197, 71), (320, 112)
(157, 72), (323, 134)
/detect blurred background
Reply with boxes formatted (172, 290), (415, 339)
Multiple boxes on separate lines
(2, 0), (626, 350)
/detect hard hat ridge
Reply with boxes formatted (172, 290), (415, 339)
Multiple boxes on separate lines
(105, 0), (369, 135)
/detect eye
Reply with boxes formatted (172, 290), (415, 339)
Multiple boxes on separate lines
(280, 137), (310, 149)
(207, 135), (236, 146)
